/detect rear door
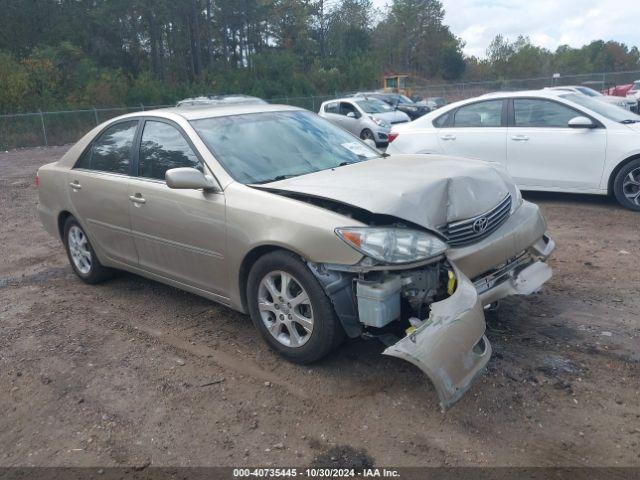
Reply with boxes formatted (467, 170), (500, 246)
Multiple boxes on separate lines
(436, 99), (508, 168)
(67, 119), (139, 265)
(506, 98), (607, 189)
(127, 119), (228, 296)
(321, 101), (342, 128)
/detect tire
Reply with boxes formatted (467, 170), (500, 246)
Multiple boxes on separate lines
(613, 158), (640, 211)
(63, 216), (114, 284)
(360, 129), (375, 142)
(246, 250), (344, 364)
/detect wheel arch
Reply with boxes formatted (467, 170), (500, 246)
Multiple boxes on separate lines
(238, 245), (298, 313)
(360, 128), (374, 139)
(608, 154), (640, 195)
(57, 210), (74, 239)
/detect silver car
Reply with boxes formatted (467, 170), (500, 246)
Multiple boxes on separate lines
(548, 86), (636, 110)
(37, 103), (554, 408)
(318, 97), (410, 146)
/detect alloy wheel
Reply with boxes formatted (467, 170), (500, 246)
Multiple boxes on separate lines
(68, 225), (92, 274)
(622, 167), (640, 206)
(361, 130), (374, 141)
(257, 270), (314, 348)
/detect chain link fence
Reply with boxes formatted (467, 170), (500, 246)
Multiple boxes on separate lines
(412, 70), (640, 102)
(2, 70), (639, 151)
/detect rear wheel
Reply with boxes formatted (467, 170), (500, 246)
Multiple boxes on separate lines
(247, 250), (344, 364)
(63, 217), (113, 284)
(613, 159), (640, 211)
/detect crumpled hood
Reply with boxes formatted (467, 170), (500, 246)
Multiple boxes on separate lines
(262, 154), (518, 229)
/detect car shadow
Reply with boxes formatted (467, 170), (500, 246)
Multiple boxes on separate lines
(522, 190), (619, 208)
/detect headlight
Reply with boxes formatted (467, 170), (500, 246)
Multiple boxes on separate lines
(512, 186), (523, 211)
(335, 227), (447, 264)
(370, 116), (390, 128)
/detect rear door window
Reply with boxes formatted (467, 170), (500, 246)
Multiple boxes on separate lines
(76, 120), (138, 174)
(453, 100), (503, 127)
(138, 120), (202, 181)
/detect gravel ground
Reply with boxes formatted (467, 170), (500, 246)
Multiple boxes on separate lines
(1, 146), (639, 468)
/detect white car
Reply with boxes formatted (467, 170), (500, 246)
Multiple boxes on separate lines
(318, 97), (410, 147)
(548, 86), (636, 110)
(387, 90), (640, 210)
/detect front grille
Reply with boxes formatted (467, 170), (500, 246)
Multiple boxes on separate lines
(438, 194), (512, 247)
(390, 119), (409, 124)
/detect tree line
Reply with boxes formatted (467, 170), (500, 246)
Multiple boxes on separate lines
(0, 0), (638, 113)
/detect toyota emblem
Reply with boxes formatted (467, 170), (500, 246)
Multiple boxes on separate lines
(472, 217), (489, 233)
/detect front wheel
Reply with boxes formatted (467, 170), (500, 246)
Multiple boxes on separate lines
(360, 128), (375, 142)
(246, 250), (344, 364)
(613, 159), (640, 211)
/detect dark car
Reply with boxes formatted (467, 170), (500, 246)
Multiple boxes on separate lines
(354, 92), (430, 119)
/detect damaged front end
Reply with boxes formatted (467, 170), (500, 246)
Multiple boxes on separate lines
(308, 227), (554, 409)
(309, 258), (491, 409)
(266, 184), (554, 408)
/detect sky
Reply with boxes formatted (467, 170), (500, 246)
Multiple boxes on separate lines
(371, 0), (639, 58)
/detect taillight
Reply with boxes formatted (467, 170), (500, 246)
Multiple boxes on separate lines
(388, 132), (399, 143)
(34, 174), (40, 187)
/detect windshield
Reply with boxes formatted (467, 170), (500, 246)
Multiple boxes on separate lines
(393, 95), (414, 104)
(190, 110), (380, 184)
(355, 99), (393, 113)
(562, 93), (640, 123)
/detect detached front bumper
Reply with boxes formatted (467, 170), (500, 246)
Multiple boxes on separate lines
(382, 235), (554, 409)
(383, 264), (491, 409)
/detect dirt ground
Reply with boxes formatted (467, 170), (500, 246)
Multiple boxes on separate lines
(1, 145), (639, 468)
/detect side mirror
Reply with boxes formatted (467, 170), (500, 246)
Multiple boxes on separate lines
(346, 111), (357, 119)
(568, 116), (596, 129)
(165, 167), (219, 191)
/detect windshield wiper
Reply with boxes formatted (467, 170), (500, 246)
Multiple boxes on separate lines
(621, 119), (639, 124)
(253, 174), (296, 184)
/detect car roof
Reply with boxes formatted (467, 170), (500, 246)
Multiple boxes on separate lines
(477, 89), (570, 99)
(175, 94), (267, 107)
(321, 97), (362, 104)
(128, 103), (303, 121)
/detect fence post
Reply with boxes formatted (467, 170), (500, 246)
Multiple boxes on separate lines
(93, 106), (99, 125)
(38, 110), (48, 147)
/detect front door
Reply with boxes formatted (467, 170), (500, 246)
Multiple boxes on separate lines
(127, 119), (227, 296)
(507, 98), (607, 190)
(67, 119), (140, 265)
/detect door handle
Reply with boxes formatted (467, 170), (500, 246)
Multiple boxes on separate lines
(511, 135), (529, 141)
(128, 194), (146, 205)
(440, 134), (456, 141)
(69, 181), (82, 190)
